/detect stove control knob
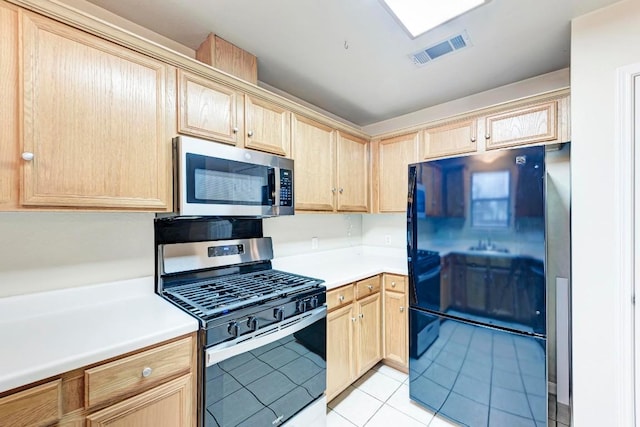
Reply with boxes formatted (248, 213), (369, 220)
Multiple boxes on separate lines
(247, 316), (258, 331)
(297, 300), (308, 313)
(274, 307), (285, 322)
(227, 321), (239, 338)
(309, 296), (319, 309)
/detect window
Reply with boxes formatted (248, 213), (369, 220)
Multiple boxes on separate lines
(471, 170), (510, 227)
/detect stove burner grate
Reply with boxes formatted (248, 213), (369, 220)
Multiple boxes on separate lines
(164, 269), (322, 319)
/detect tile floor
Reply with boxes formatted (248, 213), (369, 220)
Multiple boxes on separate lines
(326, 363), (570, 427)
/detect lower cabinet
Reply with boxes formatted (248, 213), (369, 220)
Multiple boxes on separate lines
(383, 274), (408, 369)
(326, 276), (382, 401)
(0, 334), (196, 427)
(86, 374), (192, 427)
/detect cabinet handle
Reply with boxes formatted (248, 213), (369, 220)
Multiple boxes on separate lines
(471, 137), (476, 142)
(359, 313), (364, 319)
(391, 282), (396, 288)
(339, 188), (344, 194)
(232, 126), (239, 133)
(400, 307), (404, 312)
(351, 317), (357, 322)
(338, 295), (344, 302)
(248, 130), (254, 137)
(141, 367), (153, 378)
(367, 285), (373, 290)
(331, 188), (337, 194)
(485, 134), (491, 140)
(21, 152), (34, 161)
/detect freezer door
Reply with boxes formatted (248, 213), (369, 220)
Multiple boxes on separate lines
(409, 309), (547, 426)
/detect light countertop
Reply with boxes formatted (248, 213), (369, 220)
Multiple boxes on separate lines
(0, 277), (198, 393)
(0, 246), (408, 394)
(272, 246), (408, 290)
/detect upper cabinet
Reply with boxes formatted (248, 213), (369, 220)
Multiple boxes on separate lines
(375, 132), (419, 213)
(336, 132), (369, 212)
(0, 2), (18, 210)
(291, 114), (335, 211)
(20, 11), (176, 210)
(244, 95), (291, 157)
(423, 119), (477, 159)
(484, 101), (557, 150)
(177, 70), (242, 145)
(292, 114), (368, 212)
(177, 73), (291, 157)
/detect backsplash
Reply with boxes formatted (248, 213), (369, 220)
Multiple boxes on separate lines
(0, 212), (154, 297)
(264, 213), (363, 258)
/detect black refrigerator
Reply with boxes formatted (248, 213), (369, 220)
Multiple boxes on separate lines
(407, 146), (547, 427)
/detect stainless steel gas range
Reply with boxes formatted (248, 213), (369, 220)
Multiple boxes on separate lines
(155, 218), (327, 427)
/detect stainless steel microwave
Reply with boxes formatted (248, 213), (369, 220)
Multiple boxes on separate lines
(173, 136), (294, 217)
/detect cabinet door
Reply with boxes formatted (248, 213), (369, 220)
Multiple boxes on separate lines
(336, 132), (368, 212)
(326, 304), (356, 401)
(423, 119), (477, 159)
(21, 12), (175, 210)
(377, 132), (419, 212)
(86, 374), (192, 427)
(0, 380), (61, 427)
(177, 70), (241, 145)
(291, 114), (335, 211)
(244, 95), (290, 156)
(422, 164), (442, 217)
(444, 167), (465, 217)
(0, 2), (18, 209)
(465, 264), (488, 313)
(384, 290), (407, 367)
(356, 293), (381, 376)
(485, 101), (557, 149)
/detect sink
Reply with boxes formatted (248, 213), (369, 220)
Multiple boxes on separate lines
(468, 245), (510, 254)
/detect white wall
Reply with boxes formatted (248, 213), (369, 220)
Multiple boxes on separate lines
(571, 1), (640, 425)
(0, 212), (155, 297)
(362, 213), (406, 249)
(263, 213), (363, 258)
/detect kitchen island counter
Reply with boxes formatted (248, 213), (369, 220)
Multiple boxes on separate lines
(0, 277), (198, 394)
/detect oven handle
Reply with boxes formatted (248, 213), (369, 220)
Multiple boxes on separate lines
(205, 306), (327, 367)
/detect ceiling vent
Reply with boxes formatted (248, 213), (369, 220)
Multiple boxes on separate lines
(410, 32), (471, 66)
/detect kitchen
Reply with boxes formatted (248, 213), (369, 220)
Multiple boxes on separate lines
(0, 0), (638, 426)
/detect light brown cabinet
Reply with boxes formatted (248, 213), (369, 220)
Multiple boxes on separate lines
(326, 276), (382, 401)
(0, 380), (62, 427)
(485, 101), (557, 149)
(422, 118), (477, 159)
(336, 132), (369, 212)
(383, 274), (408, 369)
(178, 70), (242, 145)
(0, 1), (18, 210)
(86, 375), (192, 427)
(20, 10), (176, 210)
(375, 132), (420, 213)
(244, 95), (291, 156)
(326, 303), (356, 401)
(0, 334), (196, 427)
(292, 114), (369, 212)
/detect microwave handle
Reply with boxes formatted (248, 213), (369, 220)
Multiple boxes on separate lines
(269, 168), (278, 206)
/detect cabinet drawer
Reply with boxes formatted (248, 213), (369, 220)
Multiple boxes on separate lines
(0, 380), (61, 427)
(384, 274), (407, 293)
(355, 276), (381, 299)
(85, 336), (192, 408)
(327, 285), (354, 311)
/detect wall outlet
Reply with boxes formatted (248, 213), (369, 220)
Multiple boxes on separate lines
(384, 234), (391, 245)
(311, 237), (319, 249)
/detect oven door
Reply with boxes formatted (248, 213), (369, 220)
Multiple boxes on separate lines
(203, 307), (326, 427)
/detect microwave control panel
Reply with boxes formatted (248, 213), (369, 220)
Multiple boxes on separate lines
(280, 169), (293, 206)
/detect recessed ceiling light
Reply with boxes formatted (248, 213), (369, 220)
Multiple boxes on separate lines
(381, 0), (488, 38)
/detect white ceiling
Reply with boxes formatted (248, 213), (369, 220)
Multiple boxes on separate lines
(85, 0), (620, 126)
